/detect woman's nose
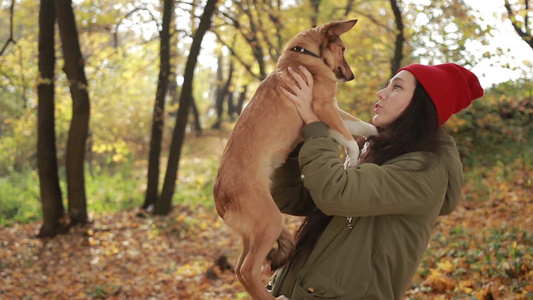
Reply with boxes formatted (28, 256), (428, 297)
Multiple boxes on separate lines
(376, 88), (386, 100)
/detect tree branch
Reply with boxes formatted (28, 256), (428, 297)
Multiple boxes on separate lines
(113, 7), (160, 47)
(254, 0), (281, 62)
(211, 29), (261, 81)
(389, 0), (405, 76)
(217, 4), (267, 79)
(524, 0), (529, 31)
(505, 0), (525, 36)
(345, 0), (354, 17)
(504, 0), (533, 48)
(352, 8), (394, 34)
(0, 0), (16, 56)
(234, 0), (267, 79)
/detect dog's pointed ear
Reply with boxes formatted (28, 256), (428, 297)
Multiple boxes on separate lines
(318, 19), (358, 36)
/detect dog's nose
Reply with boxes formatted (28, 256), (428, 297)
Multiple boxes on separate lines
(346, 73), (355, 81)
(338, 67), (355, 82)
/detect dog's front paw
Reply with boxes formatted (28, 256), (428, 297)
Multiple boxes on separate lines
(343, 156), (354, 169)
(343, 152), (359, 169)
(365, 123), (379, 137)
(338, 139), (359, 169)
(276, 296), (290, 300)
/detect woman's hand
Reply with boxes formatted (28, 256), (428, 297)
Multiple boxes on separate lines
(279, 66), (320, 124)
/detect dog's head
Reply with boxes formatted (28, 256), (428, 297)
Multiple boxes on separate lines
(284, 19), (357, 82)
(317, 19), (357, 82)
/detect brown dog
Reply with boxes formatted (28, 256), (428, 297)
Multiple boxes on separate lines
(213, 20), (377, 300)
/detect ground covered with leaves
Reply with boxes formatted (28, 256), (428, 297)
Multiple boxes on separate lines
(2, 130), (533, 299)
(1, 166), (532, 300)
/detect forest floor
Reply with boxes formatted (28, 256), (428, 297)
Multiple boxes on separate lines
(1, 129), (532, 299)
(1, 178), (532, 299)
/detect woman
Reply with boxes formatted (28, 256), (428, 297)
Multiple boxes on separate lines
(269, 63), (484, 299)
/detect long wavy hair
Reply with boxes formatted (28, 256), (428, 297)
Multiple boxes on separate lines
(288, 80), (441, 268)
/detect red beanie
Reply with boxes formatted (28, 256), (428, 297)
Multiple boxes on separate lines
(399, 63), (484, 127)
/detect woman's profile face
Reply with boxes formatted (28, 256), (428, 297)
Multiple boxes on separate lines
(373, 70), (417, 128)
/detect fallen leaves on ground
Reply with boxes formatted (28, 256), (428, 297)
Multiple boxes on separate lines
(0, 205), (301, 299)
(1, 163), (532, 299)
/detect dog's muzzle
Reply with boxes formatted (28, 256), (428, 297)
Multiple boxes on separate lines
(337, 67), (355, 81)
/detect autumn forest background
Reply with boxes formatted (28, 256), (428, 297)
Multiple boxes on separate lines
(1, 0), (532, 299)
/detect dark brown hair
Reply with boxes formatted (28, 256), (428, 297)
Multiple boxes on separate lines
(288, 80), (440, 268)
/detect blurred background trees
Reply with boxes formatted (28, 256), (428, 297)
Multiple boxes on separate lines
(0, 0), (531, 297)
(0, 0), (531, 227)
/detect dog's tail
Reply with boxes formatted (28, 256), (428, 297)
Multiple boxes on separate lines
(270, 226), (295, 271)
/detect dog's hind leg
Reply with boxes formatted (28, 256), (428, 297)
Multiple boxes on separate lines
(241, 198), (283, 300)
(235, 238), (252, 293)
(241, 222), (280, 300)
(227, 191), (282, 299)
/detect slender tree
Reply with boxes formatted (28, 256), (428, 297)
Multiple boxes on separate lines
(190, 97), (202, 136)
(169, 17), (202, 136)
(156, 0), (218, 214)
(212, 52), (224, 129)
(143, 0), (174, 210)
(221, 61), (234, 119)
(310, 0), (320, 28)
(169, 78), (203, 136)
(218, 0), (268, 80)
(0, 0), (15, 56)
(37, 0), (65, 238)
(55, 0), (91, 225)
(389, 0), (405, 76)
(235, 85), (248, 116)
(504, 0), (533, 50)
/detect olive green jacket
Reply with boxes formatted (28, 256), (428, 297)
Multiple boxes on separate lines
(269, 122), (464, 299)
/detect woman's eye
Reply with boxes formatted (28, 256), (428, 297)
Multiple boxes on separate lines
(394, 84), (402, 89)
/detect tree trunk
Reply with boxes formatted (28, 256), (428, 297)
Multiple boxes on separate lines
(191, 97), (202, 136)
(235, 85), (247, 116)
(156, 0), (218, 215)
(169, 78), (202, 136)
(233, 1), (267, 79)
(224, 62), (234, 119)
(168, 21), (202, 137)
(227, 88), (235, 121)
(212, 53), (224, 129)
(344, 0), (354, 17)
(310, 0), (320, 28)
(143, 0), (174, 210)
(55, 0), (90, 225)
(37, 0), (65, 238)
(504, 0), (533, 50)
(213, 58), (234, 129)
(389, 0), (405, 76)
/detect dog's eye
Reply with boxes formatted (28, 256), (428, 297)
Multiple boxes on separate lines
(342, 46), (346, 52)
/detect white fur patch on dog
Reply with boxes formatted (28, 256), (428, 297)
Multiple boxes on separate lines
(344, 120), (378, 137)
(328, 129), (359, 168)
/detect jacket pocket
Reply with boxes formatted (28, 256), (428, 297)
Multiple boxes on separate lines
(291, 269), (346, 299)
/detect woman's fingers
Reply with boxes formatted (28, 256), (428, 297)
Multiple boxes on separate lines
(299, 66), (314, 88)
(279, 73), (298, 98)
(288, 66), (306, 89)
(280, 66), (313, 93)
(279, 66), (319, 124)
(279, 66), (314, 107)
(279, 86), (297, 102)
